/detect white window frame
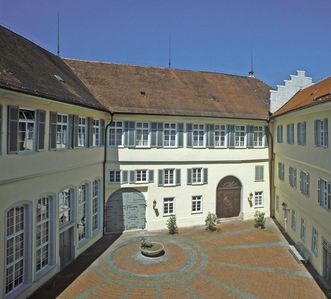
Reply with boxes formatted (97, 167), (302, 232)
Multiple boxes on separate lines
(163, 169), (175, 186)
(315, 119), (327, 148)
(214, 125), (227, 148)
(291, 209), (296, 231)
(289, 166), (297, 188)
(136, 169), (148, 183)
(18, 108), (36, 153)
(78, 184), (88, 242)
(92, 119), (100, 147)
(234, 125), (246, 147)
(192, 123), (205, 147)
(163, 123), (177, 147)
(192, 195), (203, 214)
(5, 205), (26, 295)
(109, 170), (121, 183)
(135, 122), (150, 147)
(300, 217), (306, 242)
(312, 227), (318, 256)
(92, 180), (100, 232)
(300, 171), (310, 197)
(253, 126), (264, 147)
(109, 121), (123, 147)
(56, 113), (69, 149)
(163, 197), (175, 216)
(254, 191), (264, 208)
(36, 196), (51, 273)
(59, 189), (73, 227)
(78, 117), (87, 147)
(319, 178), (330, 210)
(192, 168), (203, 185)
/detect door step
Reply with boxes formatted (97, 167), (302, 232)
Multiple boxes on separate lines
(218, 215), (243, 223)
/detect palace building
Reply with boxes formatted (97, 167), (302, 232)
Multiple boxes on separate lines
(0, 25), (330, 298)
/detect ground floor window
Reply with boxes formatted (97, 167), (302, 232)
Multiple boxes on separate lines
(312, 227), (318, 256)
(78, 184), (88, 241)
(92, 180), (100, 232)
(192, 195), (202, 213)
(163, 197), (175, 216)
(59, 188), (73, 227)
(254, 191), (263, 207)
(5, 206), (26, 295)
(109, 170), (121, 183)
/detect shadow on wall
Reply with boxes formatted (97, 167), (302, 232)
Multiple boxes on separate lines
(28, 233), (122, 299)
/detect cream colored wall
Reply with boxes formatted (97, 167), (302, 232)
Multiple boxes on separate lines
(272, 101), (331, 276)
(0, 89), (107, 298)
(106, 114), (270, 231)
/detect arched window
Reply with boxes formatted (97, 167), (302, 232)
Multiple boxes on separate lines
(92, 180), (101, 232)
(5, 205), (26, 294)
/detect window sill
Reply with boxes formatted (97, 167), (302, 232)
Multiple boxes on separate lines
(191, 211), (203, 215)
(35, 264), (56, 282)
(255, 180), (264, 182)
(254, 205), (264, 209)
(163, 214), (175, 217)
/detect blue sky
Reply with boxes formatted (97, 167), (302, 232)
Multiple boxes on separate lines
(1, 0), (331, 87)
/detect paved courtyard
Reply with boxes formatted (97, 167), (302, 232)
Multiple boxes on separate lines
(57, 219), (325, 299)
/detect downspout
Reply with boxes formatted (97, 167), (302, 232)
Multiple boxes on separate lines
(268, 117), (275, 217)
(103, 111), (114, 235)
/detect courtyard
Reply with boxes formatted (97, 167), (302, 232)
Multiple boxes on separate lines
(33, 219), (325, 298)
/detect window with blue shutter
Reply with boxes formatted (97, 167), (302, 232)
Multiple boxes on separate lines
(186, 123), (193, 147)
(176, 169), (181, 186)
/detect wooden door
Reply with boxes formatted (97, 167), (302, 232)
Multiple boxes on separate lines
(216, 176), (241, 218)
(59, 228), (73, 270)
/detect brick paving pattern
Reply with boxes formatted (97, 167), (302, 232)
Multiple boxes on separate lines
(58, 219), (326, 298)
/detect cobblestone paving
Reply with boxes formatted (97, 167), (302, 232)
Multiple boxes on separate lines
(58, 219), (326, 298)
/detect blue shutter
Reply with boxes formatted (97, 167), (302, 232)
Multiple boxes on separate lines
(0, 105), (2, 154)
(8, 106), (19, 154)
(100, 119), (105, 146)
(247, 126), (254, 148)
(87, 117), (93, 147)
(176, 169), (181, 186)
(207, 124), (214, 148)
(187, 124), (193, 147)
(37, 110), (46, 151)
(122, 170), (128, 184)
(317, 179), (321, 205)
(157, 122), (163, 147)
(149, 170), (154, 183)
(324, 118), (328, 147)
(49, 111), (57, 151)
(228, 125), (235, 148)
(203, 168), (208, 184)
(128, 121), (135, 147)
(73, 115), (79, 148)
(151, 122), (157, 147)
(129, 170), (135, 183)
(177, 123), (184, 147)
(302, 122), (306, 145)
(314, 120), (319, 146)
(158, 169), (163, 186)
(187, 168), (192, 185)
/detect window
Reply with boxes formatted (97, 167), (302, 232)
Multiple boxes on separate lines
(214, 125), (227, 147)
(92, 119), (100, 147)
(192, 196), (202, 213)
(78, 184), (88, 241)
(315, 119), (328, 148)
(136, 170), (148, 183)
(318, 178), (331, 209)
(92, 180), (100, 232)
(255, 165), (264, 181)
(36, 196), (50, 272)
(297, 122), (306, 145)
(164, 169), (175, 186)
(59, 189), (73, 226)
(78, 117), (87, 147)
(18, 109), (35, 152)
(5, 206), (26, 295)
(253, 126), (264, 147)
(163, 197), (175, 216)
(287, 123), (294, 144)
(109, 170), (121, 183)
(254, 191), (263, 207)
(193, 124), (205, 147)
(300, 171), (310, 196)
(56, 113), (69, 149)
(109, 121), (123, 146)
(277, 125), (283, 143)
(289, 166), (297, 188)
(276, 195), (279, 212)
(312, 227), (318, 256)
(164, 123), (177, 147)
(234, 125), (246, 147)
(300, 218), (306, 242)
(291, 209), (296, 231)
(136, 122), (149, 147)
(278, 162), (285, 181)
(192, 168), (203, 184)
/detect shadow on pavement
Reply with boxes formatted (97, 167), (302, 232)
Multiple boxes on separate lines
(28, 233), (122, 299)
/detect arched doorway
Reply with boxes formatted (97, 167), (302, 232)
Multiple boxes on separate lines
(216, 176), (242, 218)
(106, 188), (146, 232)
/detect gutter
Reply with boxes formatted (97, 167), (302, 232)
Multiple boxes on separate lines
(103, 111), (114, 235)
(267, 116), (275, 217)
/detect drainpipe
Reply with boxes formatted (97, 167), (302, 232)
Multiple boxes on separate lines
(103, 111), (114, 236)
(268, 117), (275, 217)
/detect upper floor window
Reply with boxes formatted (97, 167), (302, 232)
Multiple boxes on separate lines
(136, 169), (148, 183)
(300, 171), (310, 196)
(5, 206), (26, 295)
(254, 191), (264, 207)
(109, 170), (121, 183)
(253, 126), (264, 147)
(234, 125), (246, 147)
(192, 168), (203, 184)
(318, 178), (331, 210)
(287, 123), (294, 144)
(297, 122), (306, 146)
(164, 169), (175, 186)
(255, 165), (264, 182)
(193, 124), (205, 147)
(78, 184), (88, 242)
(59, 188), (73, 226)
(187, 168), (208, 185)
(109, 121), (123, 146)
(92, 119), (100, 147)
(278, 162), (285, 181)
(136, 122), (149, 147)
(163, 123), (177, 147)
(214, 125), (227, 147)
(163, 197), (175, 216)
(18, 109), (35, 152)
(277, 125), (283, 143)
(78, 117), (87, 147)
(56, 113), (69, 149)
(289, 166), (297, 188)
(315, 119), (328, 148)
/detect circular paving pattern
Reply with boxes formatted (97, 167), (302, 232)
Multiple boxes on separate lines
(96, 236), (208, 287)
